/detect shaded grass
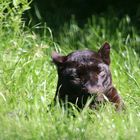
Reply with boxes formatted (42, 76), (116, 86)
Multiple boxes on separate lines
(0, 3), (140, 139)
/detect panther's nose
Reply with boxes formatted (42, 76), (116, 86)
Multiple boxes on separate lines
(84, 83), (103, 94)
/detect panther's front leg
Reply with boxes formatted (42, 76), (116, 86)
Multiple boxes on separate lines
(105, 86), (125, 111)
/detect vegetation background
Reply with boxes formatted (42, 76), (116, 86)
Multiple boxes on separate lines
(0, 0), (140, 139)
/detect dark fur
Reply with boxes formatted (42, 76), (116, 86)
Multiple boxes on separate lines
(52, 43), (124, 111)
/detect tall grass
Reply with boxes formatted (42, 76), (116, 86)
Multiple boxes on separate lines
(0, 1), (140, 140)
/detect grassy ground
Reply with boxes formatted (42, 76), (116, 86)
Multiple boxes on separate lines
(0, 2), (140, 140)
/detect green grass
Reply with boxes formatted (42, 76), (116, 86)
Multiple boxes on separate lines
(0, 1), (140, 140)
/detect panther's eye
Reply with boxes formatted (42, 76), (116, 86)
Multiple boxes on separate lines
(63, 68), (77, 78)
(92, 66), (102, 74)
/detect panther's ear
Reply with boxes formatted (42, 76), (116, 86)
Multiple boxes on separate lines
(51, 51), (67, 66)
(98, 42), (110, 65)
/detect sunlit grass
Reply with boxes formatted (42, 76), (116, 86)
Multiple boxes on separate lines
(0, 1), (140, 139)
